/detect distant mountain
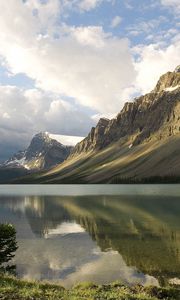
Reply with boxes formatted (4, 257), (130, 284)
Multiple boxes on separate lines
(0, 132), (74, 182)
(20, 65), (180, 184)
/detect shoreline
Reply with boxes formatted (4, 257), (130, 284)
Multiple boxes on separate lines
(0, 275), (179, 300)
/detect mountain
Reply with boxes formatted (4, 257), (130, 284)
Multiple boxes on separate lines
(0, 132), (73, 182)
(9, 66), (180, 183)
(72, 66), (180, 154)
(1, 132), (73, 170)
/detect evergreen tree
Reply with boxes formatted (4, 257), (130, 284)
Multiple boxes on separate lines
(0, 224), (18, 271)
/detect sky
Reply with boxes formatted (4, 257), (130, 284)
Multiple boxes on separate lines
(0, 0), (179, 161)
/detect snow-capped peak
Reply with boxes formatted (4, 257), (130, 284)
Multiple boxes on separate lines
(0, 131), (83, 171)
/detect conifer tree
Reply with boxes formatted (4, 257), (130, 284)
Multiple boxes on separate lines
(0, 224), (18, 271)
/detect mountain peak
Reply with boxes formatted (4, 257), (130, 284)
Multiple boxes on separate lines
(32, 131), (56, 143)
(97, 118), (110, 127)
(154, 69), (180, 93)
(1, 132), (73, 171)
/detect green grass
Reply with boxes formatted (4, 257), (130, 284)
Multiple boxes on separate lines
(0, 275), (179, 300)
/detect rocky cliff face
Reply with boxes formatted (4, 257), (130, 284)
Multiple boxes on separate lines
(72, 67), (180, 155)
(1, 132), (73, 171)
(73, 118), (110, 153)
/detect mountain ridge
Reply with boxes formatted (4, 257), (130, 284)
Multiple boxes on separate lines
(71, 67), (180, 156)
(4, 66), (180, 183)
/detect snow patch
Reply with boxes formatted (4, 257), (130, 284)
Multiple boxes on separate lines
(164, 85), (180, 92)
(24, 164), (30, 170)
(5, 156), (30, 169)
(129, 144), (133, 149)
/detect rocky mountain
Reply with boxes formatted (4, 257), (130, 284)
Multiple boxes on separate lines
(1, 132), (73, 171)
(72, 66), (180, 155)
(0, 132), (73, 182)
(10, 66), (180, 183)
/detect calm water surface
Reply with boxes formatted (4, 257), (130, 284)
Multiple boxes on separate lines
(0, 184), (180, 288)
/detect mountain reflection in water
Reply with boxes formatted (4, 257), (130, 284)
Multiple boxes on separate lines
(0, 188), (179, 287)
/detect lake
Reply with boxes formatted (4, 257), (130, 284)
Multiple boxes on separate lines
(0, 184), (180, 288)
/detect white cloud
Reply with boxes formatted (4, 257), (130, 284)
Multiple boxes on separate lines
(69, 26), (109, 48)
(24, 0), (61, 27)
(44, 98), (94, 133)
(0, 85), (94, 160)
(111, 16), (122, 28)
(134, 41), (180, 94)
(161, 0), (180, 11)
(2, 112), (10, 119)
(0, 0), (135, 159)
(78, 0), (103, 11)
(0, 0), (136, 114)
(0, 86), (35, 133)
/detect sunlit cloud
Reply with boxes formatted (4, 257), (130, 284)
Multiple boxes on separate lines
(0, 0), (179, 160)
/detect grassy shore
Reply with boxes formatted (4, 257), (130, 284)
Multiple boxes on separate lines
(0, 275), (180, 300)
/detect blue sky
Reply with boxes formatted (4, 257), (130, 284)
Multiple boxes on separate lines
(65, 0), (176, 43)
(0, 0), (179, 160)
